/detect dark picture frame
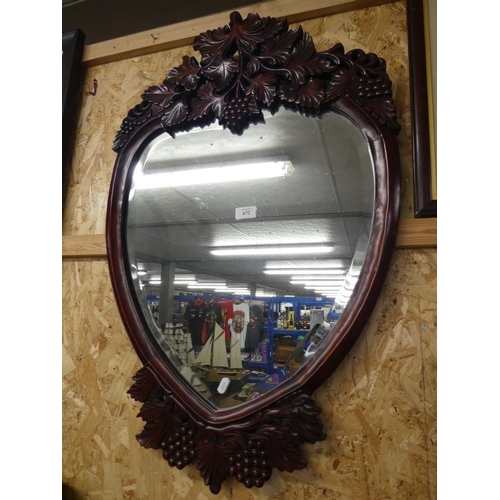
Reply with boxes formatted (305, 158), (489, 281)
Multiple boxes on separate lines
(62, 29), (85, 193)
(406, 0), (437, 218)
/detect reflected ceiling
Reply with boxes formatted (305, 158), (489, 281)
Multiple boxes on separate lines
(127, 109), (373, 298)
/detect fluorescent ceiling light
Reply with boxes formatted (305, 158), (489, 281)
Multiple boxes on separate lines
(212, 246), (334, 257)
(187, 284), (225, 289)
(149, 280), (161, 285)
(266, 263), (344, 269)
(174, 275), (196, 281)
(256, 292), (276, 297)
(174, 281), (197, 285)
(137, 270), (147, 276)
(305, 286), (342, 290)
(265, 268), (344, 275)
(135, 158), (294, 189)
(290, 280), (345, 285)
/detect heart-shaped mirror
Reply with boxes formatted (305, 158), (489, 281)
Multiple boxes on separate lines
(107, 11), (400, 493)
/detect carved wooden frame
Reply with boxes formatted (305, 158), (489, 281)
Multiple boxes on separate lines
(107, 12), (401, 494)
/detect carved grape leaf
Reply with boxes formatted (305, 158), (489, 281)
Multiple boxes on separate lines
(189, 82), (226, 121)
(278, 32), (330, 90)
(262, 392), (326, 443)
(128, 365), (326, 491)
(259, 26), (303, 66)
(325, 66), (357, 101)
(164, 55), (201, 91)
(279, 78), (325, 108)
(142, 84), (178, 109)
(193, 24), (234, 63)
(128, 365), (162, 403)
(201, 56), (238, 90)
(114, 12), (400, 151)
(346, 48), (387, 76)
(136, 399), (172, 449)
(253, 425), (308, 472)
(245, 56), (261, 76)
(245, 73), (277, 106)
(229, 11), (287, 53)
(161, 100), (188, 128)
(358, 95), (400, 130)
(196, 429), (246, 494)
(112, 101), (153, 151)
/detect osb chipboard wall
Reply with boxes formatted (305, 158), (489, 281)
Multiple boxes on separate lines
(62, 2), (437, 498)
(63, 249), (436, 499)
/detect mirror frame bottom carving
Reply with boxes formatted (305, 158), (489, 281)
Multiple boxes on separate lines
(106, 12), (401, 494)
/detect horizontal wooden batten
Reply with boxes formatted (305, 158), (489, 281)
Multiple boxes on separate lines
(82, 0), (399, 66)
(62, 218), (436, 259)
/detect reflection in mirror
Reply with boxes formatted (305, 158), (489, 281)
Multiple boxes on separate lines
(125, 108), (373, 410)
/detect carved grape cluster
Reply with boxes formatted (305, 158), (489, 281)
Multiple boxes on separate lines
(228, 439), (272, 488)
(128, 366), (326, 493)
(221, 96), (254, 133)
(161, 425), (196, 469)
(356, 75), (392, 99)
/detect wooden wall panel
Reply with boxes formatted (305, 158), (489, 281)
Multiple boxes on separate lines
(62, 2), (436, 498)
(62, 249), (436, 499)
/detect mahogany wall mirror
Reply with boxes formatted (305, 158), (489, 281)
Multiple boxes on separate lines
(107, 11), (400, 494)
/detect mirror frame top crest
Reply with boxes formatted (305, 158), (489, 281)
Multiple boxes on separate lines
(106, 11), (401, 494)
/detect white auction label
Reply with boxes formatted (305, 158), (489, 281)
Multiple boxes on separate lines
(235, 206), (257, 220)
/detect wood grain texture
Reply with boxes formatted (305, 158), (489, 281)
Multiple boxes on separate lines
(62, 3), (436, 498)
(82, 0), (399, 67)
(62, 248), (436, 498)
(62, 219), (437, 259)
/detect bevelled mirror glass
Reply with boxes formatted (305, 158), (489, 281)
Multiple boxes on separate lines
(126, 108), (373, 410)
(107, 11), (400, 494)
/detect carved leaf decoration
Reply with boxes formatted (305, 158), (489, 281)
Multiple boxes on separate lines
(279, 78), (325, 108)
(253, 425), (308, 472)
(193, 25), (234, 63)
(229, 11), (287, 53)
(259, 26), (303, 66)
(201, 56), (238, 90)
(164, 55), (201, 91)
(325, 65), (356, 101)
(326, 42), (345, 56)
(196, 430), (244, 494)
(129, 365), (326, 491)
(245, 56), (261, 76)
(161, 100), (189, 128)
(142, 84), (178, 109)
(114, 11), (400, 152)
(347, 49), (387, 76)
(245, 73), (277, 106)
(279, 32), (330, 90)
(112, 101), (153, 151)
(189, 83), (226, 121)
(136, 399), (172, 449)
(358, 95), (400, 130)
(263, 392), (326, 443)
(128, 365), (162, 403)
